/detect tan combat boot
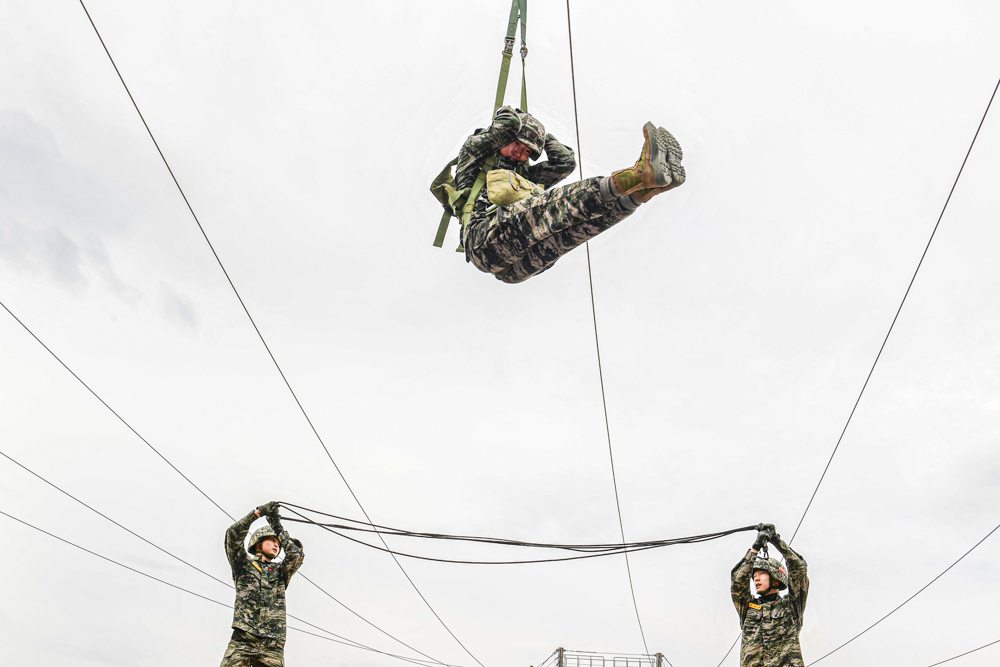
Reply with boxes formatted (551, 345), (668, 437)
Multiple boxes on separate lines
(610, 122), (686, 197)
(630, 185), (671, 204)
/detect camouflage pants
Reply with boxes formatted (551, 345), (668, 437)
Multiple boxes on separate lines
(220, 629), (285, 667)
(464, 177), (634, 284)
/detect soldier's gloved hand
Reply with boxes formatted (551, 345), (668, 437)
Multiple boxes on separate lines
(767, 530), (781, 545)
(257, 501), (278, 518)
(752, 531), (768, 551)
(265, 503), (284, 533)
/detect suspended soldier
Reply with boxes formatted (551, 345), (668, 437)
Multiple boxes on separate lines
(220, 502), (304, 667)
(434, 106), (686, 283)
(731, 524), (809, 667)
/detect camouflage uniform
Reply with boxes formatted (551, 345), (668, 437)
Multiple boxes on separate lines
(731, 539), (809, 667)
(457, 107), (638, 284)
(221, 510), (305, 667)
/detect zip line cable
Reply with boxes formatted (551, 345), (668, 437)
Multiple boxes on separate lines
(0, 299), (228, 519)
(0, 509), (459, 667)
(715, 74), (1000, 667)
(0, 508), (229, 608)
(0, 448), (453, 667)
(789, 74), (1000, 544)
(0, 448), (231, 588)
(926, 637), (1000, 667)
(76, 3), (482, 664)
(714, 636), (741, 667)
(281, 504), (756, 564)
(564, 0), (652, 658)
(0, 301), (453, 667)
(805, 521), (1000, 666)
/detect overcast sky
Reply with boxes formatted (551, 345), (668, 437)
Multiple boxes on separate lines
(2, 1), (1000, 666)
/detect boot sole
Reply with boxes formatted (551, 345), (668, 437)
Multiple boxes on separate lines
(644, 122), (686, 188)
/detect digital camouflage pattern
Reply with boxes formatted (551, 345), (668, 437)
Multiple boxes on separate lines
(456, 106), (642, 282)
(224, 510), (305, 647)
(731, 539), (809, 667)
(465, 177), (634, 283)
(220, 629), (285, 667)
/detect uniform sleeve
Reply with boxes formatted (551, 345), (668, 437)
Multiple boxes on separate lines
(454, 106), (522, 189)
(225, 510), (257, 577)
(731, 550), (755, 625)
(774, 539), (809, 624)
(527, 133), (577, 188)
(279, 531), (305, 586)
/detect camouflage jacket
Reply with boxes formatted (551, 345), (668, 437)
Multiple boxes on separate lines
(731, 539), (809, 667)
(455, 106), (577, 231)
(225, 510), (305, 645)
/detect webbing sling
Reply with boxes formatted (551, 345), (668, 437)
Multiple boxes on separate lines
(432, 0), (528, 250)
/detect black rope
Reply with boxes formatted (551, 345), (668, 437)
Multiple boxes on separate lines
(281, 504), (755, 564)
(75, 4), (485, 664)
(926, 637), (1000, 667)
(0, 508), (458, 667)
(281, 501), (753, 550)
(564, 0), (652, 658)
(805, 521), (1000, 665)
(790, 74), (1000, 543)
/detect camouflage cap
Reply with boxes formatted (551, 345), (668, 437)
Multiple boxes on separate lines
(751, 557), (789, 590)
(515, 111), (546, 160)
(248, 526), (279, 553)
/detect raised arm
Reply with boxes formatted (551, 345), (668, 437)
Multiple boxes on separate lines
(771, 537), (809, 623)
(225, 509), (258, 575)
(731, 529), (770, 623)
(527, 133), (577, 188)
(280, 532), (305, 585)
(455, 107), (523, 189)
(731, 546), (757, 624)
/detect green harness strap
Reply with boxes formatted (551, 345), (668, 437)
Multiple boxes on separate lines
(433, 0), (528, 251)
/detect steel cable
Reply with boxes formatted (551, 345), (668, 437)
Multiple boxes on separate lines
(564, 0), (653, 658)
(805, 521), (1000, 665)
(715, 74), (1000, 667)
(0, 509), (458, 667)
(0, 301), (452, 667)
(926, 637), (1000, 667)
(790, 74), (1000, 543)
(75, 3), (484, 664)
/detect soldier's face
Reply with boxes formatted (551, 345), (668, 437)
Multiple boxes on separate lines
(260, 537), (280, 559)
(753, 570), (772, 593)
(500, 140), (532, 163)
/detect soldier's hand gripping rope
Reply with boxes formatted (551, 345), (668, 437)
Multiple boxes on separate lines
(219, 503), (305, 667)
(731, 524), (810, 667)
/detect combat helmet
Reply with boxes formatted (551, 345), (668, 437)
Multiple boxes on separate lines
(248, 526), (279, 554)
(515, 111), (546, 160)
(751, 557), (789, 590)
